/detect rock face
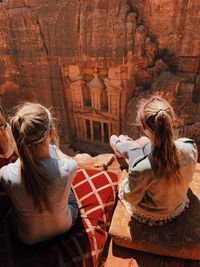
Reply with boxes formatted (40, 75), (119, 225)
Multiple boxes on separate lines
(0, 0), (199, 155)
(129, 0), (200, 57)
(127, 72), (200, 148)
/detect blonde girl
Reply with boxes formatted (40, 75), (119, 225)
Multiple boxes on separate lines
(0, 103), (78, 244)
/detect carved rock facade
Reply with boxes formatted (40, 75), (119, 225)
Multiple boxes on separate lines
(0, 0), (199, 154)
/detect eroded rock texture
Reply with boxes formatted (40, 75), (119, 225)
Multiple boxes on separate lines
(130, 0), (200, 56)
(0, 0), (199, 154)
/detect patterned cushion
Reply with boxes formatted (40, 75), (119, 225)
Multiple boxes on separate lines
(109, 164), (200, 260)
(0, 169), (118, 267)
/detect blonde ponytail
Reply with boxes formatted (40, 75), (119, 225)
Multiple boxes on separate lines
(10, 103), (59, 212)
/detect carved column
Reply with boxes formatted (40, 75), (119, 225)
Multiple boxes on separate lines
(70, 78), (85, 108)
(108, 122), (111, 140)
(74, 115), (80, 141)
(104, 79), (123, 116)
(101, 122), (104, 144)
(90, 120), (94, 142)
(87, 72), (104, 111)
(83, 119), (87, 141)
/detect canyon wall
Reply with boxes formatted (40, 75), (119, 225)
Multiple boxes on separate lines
(130, 0), (200, 56)
(0, 0), (199, 153)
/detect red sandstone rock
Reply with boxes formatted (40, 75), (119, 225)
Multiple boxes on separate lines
(0, 0), (199, 157)
(73, 153), (116, 171)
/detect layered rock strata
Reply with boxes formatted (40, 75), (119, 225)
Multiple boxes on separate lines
(0, 0), (199, 155)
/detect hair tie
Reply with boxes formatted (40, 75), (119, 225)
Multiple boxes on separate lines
(154, 109), (164, 117)
(139, 96), (174, 129)
(27, 106), (52, 146)
(139, 97), (157, 129)
(16, 139), (25, 150)
(18, 116), (24, 125)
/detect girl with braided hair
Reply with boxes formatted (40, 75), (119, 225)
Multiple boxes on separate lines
(0, 103), (78, 244)
(110, 95), (198, 225)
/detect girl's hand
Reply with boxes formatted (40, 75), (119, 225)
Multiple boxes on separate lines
(0, 127), (9, 153)
(0, 124), (15, 158)
(54, 146), (71, 160)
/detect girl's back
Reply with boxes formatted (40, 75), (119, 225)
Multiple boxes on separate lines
(0, 103), (78, 244)
(112, 96), (198, 226)
(1, 146), (77, 244)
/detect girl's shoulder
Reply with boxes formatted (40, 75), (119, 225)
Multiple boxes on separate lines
(129, 154), (152, 177)
(175, 138), (198, 162)
(49, 144), (78, 174)
(57, 157), (78, 174)
(175, 138), (197, 152)
(56, 158), (77, 182)
(0, 158), (20, 185)
(175, 137), (195, 144)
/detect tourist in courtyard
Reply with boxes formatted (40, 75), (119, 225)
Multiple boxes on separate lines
(110, 95), (198, 225)
(0, 103), (78, 244)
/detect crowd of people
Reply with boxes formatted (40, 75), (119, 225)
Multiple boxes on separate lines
(0, 95), (198, 244)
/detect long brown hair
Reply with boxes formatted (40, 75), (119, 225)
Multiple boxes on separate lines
(10, 103), (59, 212)
(137, 95), (181, 184)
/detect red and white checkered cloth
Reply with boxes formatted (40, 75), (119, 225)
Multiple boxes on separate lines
(71, 169), (118, 266)
(0, 168), (119, 267)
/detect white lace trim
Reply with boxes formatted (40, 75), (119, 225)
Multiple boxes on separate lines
(118, 180), (190, 226)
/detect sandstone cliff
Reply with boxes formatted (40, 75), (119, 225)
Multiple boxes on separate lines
(0, 0), (199, 154)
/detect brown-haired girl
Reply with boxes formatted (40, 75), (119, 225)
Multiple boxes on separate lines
(110, 95), (198, 225)
(0, 103), (78, 244)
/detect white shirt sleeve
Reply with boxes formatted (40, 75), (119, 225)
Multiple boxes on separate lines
(58, 158), (78, 184)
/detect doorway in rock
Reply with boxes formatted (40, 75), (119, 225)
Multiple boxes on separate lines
(103, 123), (109, 144)
(86, 119), (91, 140)
(72, 117), (113, 155)
(85, 119), (110, 144)
(93, 121), (101, 142)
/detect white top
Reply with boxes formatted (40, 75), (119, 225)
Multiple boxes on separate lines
(0, 145), (78, 244)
